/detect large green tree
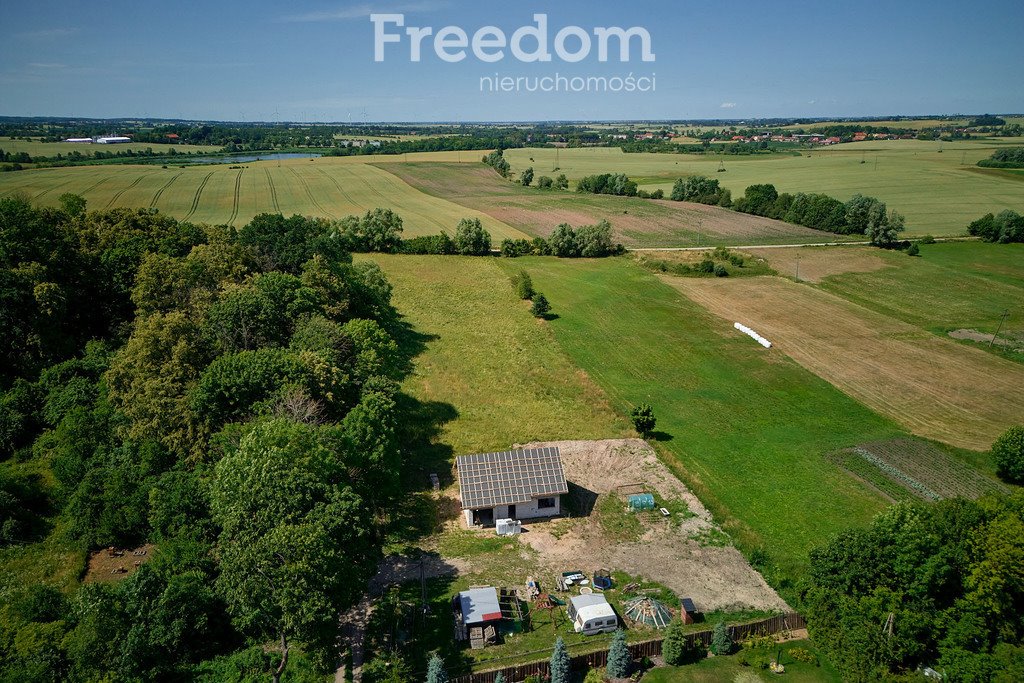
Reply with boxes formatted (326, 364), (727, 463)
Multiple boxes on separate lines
(210, 418), (375, 682)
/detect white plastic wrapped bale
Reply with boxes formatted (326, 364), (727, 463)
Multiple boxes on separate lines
(734, 322), (772, 349)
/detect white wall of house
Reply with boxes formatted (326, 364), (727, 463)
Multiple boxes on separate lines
(464, 495), (560, 526)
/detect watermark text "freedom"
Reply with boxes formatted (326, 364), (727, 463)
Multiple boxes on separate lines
(371, 13), (655, 63)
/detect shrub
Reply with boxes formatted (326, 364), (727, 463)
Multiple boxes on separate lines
(630, 404), (655, 436)
(696, 259), (715, 274)
(511, 270), (535, 300)
(550, 637), (570, 683)
(521, 167), (534, 187)
(537, 175), (553, 189)
(607, 629), (631, 677)
(530, 294), (550, 318)
(919, 234), (936, 244)
(711, 620), (733, 656)
(426, 654), (447, 683)
(453, 217), (492, 255)
(906, 243), (920, 256)
(992, 425), (1024, 483)
(713, 264), (728, 277)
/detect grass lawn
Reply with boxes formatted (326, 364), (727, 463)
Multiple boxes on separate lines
(502, 256), (898, 582)
(644, 640), (842, 683)
(366, 568), (778, 675)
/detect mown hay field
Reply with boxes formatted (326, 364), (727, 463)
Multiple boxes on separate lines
(670, 275), (1024, 451)
(501, 139), (1024, 236)
(0, 157), (527, 239)
(384, 162), (849, 248)
(754, 242), (1024, 363)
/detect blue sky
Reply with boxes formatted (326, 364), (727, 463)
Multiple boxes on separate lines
(1, 0), (1022, 122)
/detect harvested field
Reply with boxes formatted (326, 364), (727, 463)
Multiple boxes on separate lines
(383, 162), (852, 248)
(831, 438), (1008, 502)
(84, 543), (154, 583)
(745, 245), (891, 283)
(509, 440), (789, 613)
(669, 276), (1024, 450)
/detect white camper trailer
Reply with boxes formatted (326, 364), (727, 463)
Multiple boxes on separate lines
(568, 594), (618, 635)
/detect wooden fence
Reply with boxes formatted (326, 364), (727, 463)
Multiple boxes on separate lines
(450, 613), (806, 683)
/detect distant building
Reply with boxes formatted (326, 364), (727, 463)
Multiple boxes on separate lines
(64, 138), (94, 143)
(95, 136), (132, 144)
(456, 446), (569, 526)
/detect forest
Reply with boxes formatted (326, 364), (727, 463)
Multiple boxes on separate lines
(0, 197), (409, 681)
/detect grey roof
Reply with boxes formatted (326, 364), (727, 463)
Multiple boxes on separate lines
(458, 587), (502, 624)
(456, 447), (569, 510)
(570, 593), (610, 610)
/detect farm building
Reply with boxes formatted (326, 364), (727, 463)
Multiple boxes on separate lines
(456, 446), (569, 526)
(95, 136), (132, 144)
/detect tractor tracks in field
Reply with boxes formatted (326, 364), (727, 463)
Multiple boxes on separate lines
(149, 172), (182, 208)
(316, 168), (358, 207)
(184, 171), (214, 221)
(105, 173), (148, 208)
(264, 168), (280, 213)
(289, 167), (334, 218)
(227, 168), (244, 225)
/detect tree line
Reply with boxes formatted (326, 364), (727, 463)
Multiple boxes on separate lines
(0, 196), (411, 681)
(977, 147), (1024, 169)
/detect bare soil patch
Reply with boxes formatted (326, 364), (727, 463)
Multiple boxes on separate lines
(669, 276), (1024, 450)
(744, 246), (891, 283)
(509, 439), (789, 613)
(950, 328), (1024, 352)
(83, 543), (155, 583)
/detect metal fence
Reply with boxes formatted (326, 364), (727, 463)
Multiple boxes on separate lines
(450, 613), (806, 683)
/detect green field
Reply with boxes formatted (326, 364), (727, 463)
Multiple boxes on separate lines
(813, 242), (1024, 360)
(501, 139), (1024, 236)
(361, 254), (630, 458)
(0, 136), (221, 157)
(498, 257), (899, 577)
(0, 157), (527, 239)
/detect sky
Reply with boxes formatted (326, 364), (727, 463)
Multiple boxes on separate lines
(1, 0), (1022, 122)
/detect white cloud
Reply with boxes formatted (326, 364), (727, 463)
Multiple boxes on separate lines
(720, 102), (737, 109)
(282, 1), (449, 22)
(27, 62), (67, 69)
(19, 27), (79, 39)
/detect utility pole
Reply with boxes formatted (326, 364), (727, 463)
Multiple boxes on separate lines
(990, 309), (1010, 347)
(696, 218), (703, 248)
(795, 252), (800, 281)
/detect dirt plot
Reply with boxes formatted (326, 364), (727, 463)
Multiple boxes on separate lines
(509, 440), (789, 613)
(670, 277), (1024, 451)
(84, 543), (154, 583)
(744, 246), (891, 283)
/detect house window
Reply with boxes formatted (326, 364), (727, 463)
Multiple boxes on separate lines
(538, 497), (556, 509)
